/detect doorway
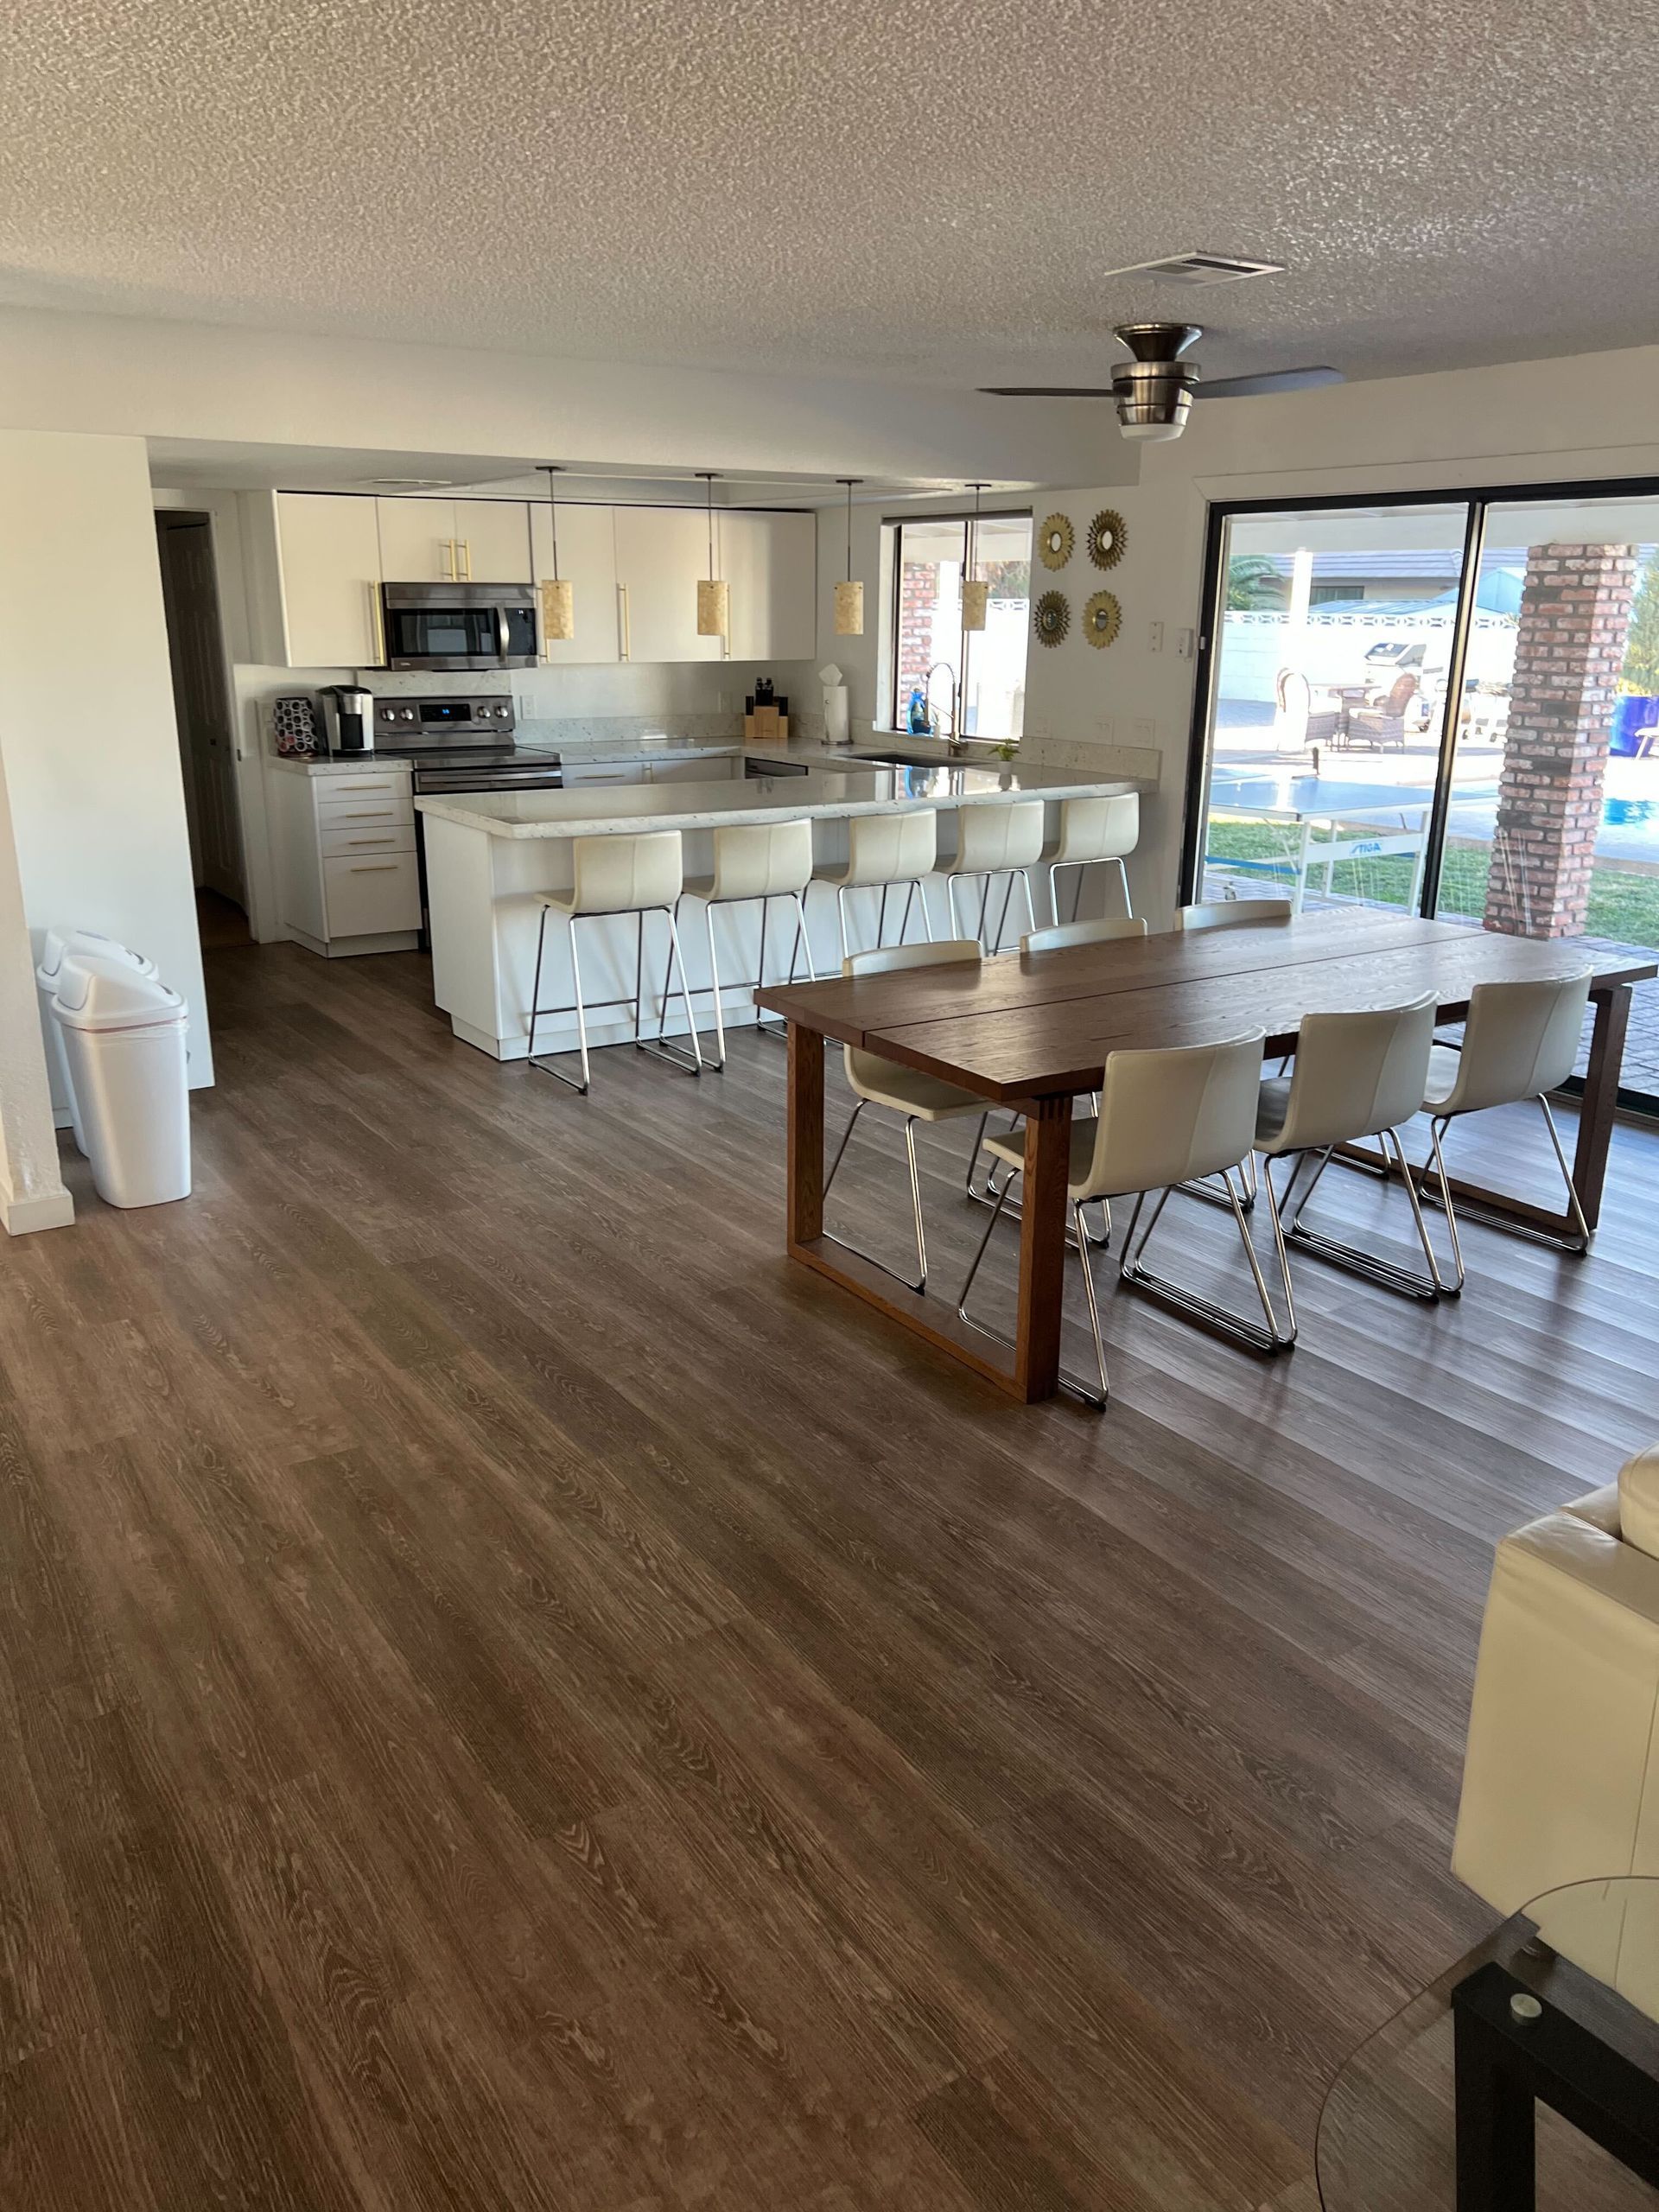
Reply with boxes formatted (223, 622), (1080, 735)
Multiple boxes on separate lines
(156, 512), (249, 937)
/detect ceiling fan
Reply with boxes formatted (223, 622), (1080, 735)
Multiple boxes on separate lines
(982, 323), (1343, 442)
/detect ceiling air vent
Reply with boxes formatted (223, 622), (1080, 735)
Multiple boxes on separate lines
(1103, 251), (1285, 286)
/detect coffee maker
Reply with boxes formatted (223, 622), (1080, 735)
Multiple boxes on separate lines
(319, 683), (375, 754)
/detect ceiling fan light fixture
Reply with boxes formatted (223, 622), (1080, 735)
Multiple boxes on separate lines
(1110, 324), (1201, 442)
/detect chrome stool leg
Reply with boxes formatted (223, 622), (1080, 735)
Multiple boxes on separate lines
(526, 907), (595, 1094)
(637, 906), (703, 1076)
(820, 1100), (930, 1294)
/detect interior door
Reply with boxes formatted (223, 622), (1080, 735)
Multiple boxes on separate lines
(157, 515), (245, 904)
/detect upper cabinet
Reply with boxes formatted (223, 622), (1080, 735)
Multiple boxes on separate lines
(720, 512), (817, 661)
(257, 492), (815, 670)
(612, 505), (724, 665)
(376, 498), (531, 584)
(529, 502), (620, 665)
(272, 493), (384, 668)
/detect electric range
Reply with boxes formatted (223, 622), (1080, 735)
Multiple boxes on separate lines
(366, 696), (563, 793)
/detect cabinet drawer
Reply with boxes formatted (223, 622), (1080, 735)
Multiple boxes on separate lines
(322, 851), (421, 938)
(320, 822), (416, 859)
(315, 772), (410, 804)
(562, 760), (645, 786)
(316, 796), (412, 831)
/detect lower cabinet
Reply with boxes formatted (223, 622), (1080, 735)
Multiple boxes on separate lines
(271, 767), (422, 954)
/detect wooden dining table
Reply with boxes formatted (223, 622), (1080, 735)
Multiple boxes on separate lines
(754, 911), (1657, 1404)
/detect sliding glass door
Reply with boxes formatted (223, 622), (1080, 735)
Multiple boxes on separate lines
(1189, 486), (1659, 1108)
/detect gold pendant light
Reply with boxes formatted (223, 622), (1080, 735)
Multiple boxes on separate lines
(538, 465), (575, 643)
(833, 476), (864, 636)
(695, 471), (729, 638)
(961, 481), (990, 632)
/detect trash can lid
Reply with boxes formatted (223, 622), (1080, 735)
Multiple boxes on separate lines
(51, 952), (186, 1033)
(36, 926), (157, 987)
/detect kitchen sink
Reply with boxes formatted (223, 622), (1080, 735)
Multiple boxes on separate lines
(853, 750), (951, 770)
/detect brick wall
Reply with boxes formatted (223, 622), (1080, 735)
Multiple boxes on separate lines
(1483, 543), (1636, 939)
(896, 563), (938, 718)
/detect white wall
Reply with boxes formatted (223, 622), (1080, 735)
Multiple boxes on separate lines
(0, 753), (73, 1232)
(0, 303), (1109, 489)
(0, 429), (210, 1084)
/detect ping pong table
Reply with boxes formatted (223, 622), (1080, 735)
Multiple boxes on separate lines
(1205, 772), (1450, 912)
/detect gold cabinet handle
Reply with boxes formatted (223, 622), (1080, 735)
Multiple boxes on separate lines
(338, 810), (393, 818)
(441, 539), (454, 580)
(346, 836), (396, 846)
(368, 581), (386, 665)
(349, 863), (399, 874)
(459, 539), (473, 580)
(617, 582), (631, 660)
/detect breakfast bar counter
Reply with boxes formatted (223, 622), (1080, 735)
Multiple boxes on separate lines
(414, 754), (1147, 1062)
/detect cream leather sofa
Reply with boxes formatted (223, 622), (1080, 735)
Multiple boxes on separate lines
(1453, 1443), (1659, 1913)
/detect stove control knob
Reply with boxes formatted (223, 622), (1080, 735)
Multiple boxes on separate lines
(400, 707), (417, 721)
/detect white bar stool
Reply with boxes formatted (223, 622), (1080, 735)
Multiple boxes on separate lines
(812, 810), (938, 960)
(664, 818), (817, 1070)
(527, 830), (702, 1096)
(1040, 793), (1140, 924)
(939, 800), (1046, 951)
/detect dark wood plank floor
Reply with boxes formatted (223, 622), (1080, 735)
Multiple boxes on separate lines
(4, 938), (1658, 2212)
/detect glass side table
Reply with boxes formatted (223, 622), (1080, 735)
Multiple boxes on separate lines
(1318, 1877), (1659, 2210)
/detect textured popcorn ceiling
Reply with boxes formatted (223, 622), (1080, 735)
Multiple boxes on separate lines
(5, 0), (1659, 388)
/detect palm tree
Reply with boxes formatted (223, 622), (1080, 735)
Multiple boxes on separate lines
(1226, 555), (1284, 611)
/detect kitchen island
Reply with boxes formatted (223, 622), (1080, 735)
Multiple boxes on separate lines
(414, 751), (1147, 1063)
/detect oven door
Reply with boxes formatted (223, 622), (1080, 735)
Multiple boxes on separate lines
(382, 585), (538, 671)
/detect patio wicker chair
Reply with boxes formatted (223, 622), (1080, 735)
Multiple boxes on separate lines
(1275, 667), (1341, 751)
(1339, 672), (1419, 752)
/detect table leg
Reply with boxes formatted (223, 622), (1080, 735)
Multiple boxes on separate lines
(1572, 982), (1631, 1234)
(1453, 2005), (1536, 2212)
(1013, 1096), (1069, 1402)
(786, 1021), (823, 1246)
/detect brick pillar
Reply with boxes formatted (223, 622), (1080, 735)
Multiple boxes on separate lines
(1483, 542), (1636, 939)
(897, 562), (938, 710)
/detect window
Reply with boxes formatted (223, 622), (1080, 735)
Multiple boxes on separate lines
(887, 512), (1032, 741)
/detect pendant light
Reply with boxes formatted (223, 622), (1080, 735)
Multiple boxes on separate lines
(538, 466), (575, 642)
(695, 471), (729, 638)
(834, 477), (864, 636)
(961, 481), (990, 632)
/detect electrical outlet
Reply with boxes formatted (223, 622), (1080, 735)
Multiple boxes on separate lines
(1147, 621), (1165, 652)
(1094, 714), (1115, 742)
(1132, 718), (1156, 747)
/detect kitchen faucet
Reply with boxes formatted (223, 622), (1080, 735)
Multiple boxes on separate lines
(924, 660), (967, 755)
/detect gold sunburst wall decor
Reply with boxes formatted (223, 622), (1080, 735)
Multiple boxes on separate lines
(1083, 589), (1122, 648)
(1086, 508), (1127, 569)
(1037, 513), (1073, 570)
(1033, 590), (1070, 647)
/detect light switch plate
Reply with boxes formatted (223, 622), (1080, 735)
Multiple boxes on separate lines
(1147, 620), (1165, 652)
(1132, 718), (1156, 747)
(1176, 627), (1196, 659)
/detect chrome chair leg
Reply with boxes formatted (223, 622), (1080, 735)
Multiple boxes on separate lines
(821, 1098), (931, 1294)
(1020, 868), (1039, 943)
(955, 1170), (1112, 1410)
(1540, 1094), (1592, 1251)
(835, 883), (850, 963)
(1117, 1168), (1294, 1351)
(1116, 855), (1132, 918)
(635, 906), (703, 1076)
(526, 907), (595, 1094)
(990, 873), (1014, 953)
(706, 899), (728, 1069)
(1417, 1092), (1592, 1258)
(1276, 1126), (1453, 1297)
(878, 883), (891, 948)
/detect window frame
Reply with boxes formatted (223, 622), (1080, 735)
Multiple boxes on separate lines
(883, 507), (1033, 737)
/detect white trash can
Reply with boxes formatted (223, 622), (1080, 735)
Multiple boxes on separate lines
(34, 927), (159, 1155)
(51, 955), (191, 1208)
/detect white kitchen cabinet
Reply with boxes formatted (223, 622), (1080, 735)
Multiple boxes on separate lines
(561, 760), (646, 786)
(376, 497), (532, 584)
(270, 767), (421, 955)
(274, 493), (384, 667)
(529, 502), (620, 664)
(612, 506), (723, 665)
(720, 512), (817, 661)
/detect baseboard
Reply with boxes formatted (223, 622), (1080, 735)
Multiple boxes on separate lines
(284, 926), (420, 959)
(2, 1185), (75, 1235)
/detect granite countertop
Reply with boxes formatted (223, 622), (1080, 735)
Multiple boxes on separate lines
(412, 759), (1146, 840)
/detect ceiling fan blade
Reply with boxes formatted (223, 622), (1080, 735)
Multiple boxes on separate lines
(1194, 365), (1344, 400)
(978, 386), (1117, 398)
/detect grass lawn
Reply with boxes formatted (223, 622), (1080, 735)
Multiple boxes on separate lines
(1205, 818), (1659, 946)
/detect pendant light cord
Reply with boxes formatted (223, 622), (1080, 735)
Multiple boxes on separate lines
(542, 465), (562, 582)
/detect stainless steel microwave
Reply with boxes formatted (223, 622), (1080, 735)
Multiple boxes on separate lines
(379, 581), (538, 671)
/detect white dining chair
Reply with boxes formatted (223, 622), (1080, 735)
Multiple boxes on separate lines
(1255, 992), (1449, 1320)
(821, 938), (987, 1292)
(1039, 792), (1139, 925)
(663, 818), (816, 1070)
(1177, 898), (1294, 931)
(958, 1027), (1276, 1407)
(529, 830), (702, 1095)
(812, 810), (939, 962)
(938, 800), (1046, 951)
(1415, 970), (1595, 1281)
(964, 914), (1149, 1224)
